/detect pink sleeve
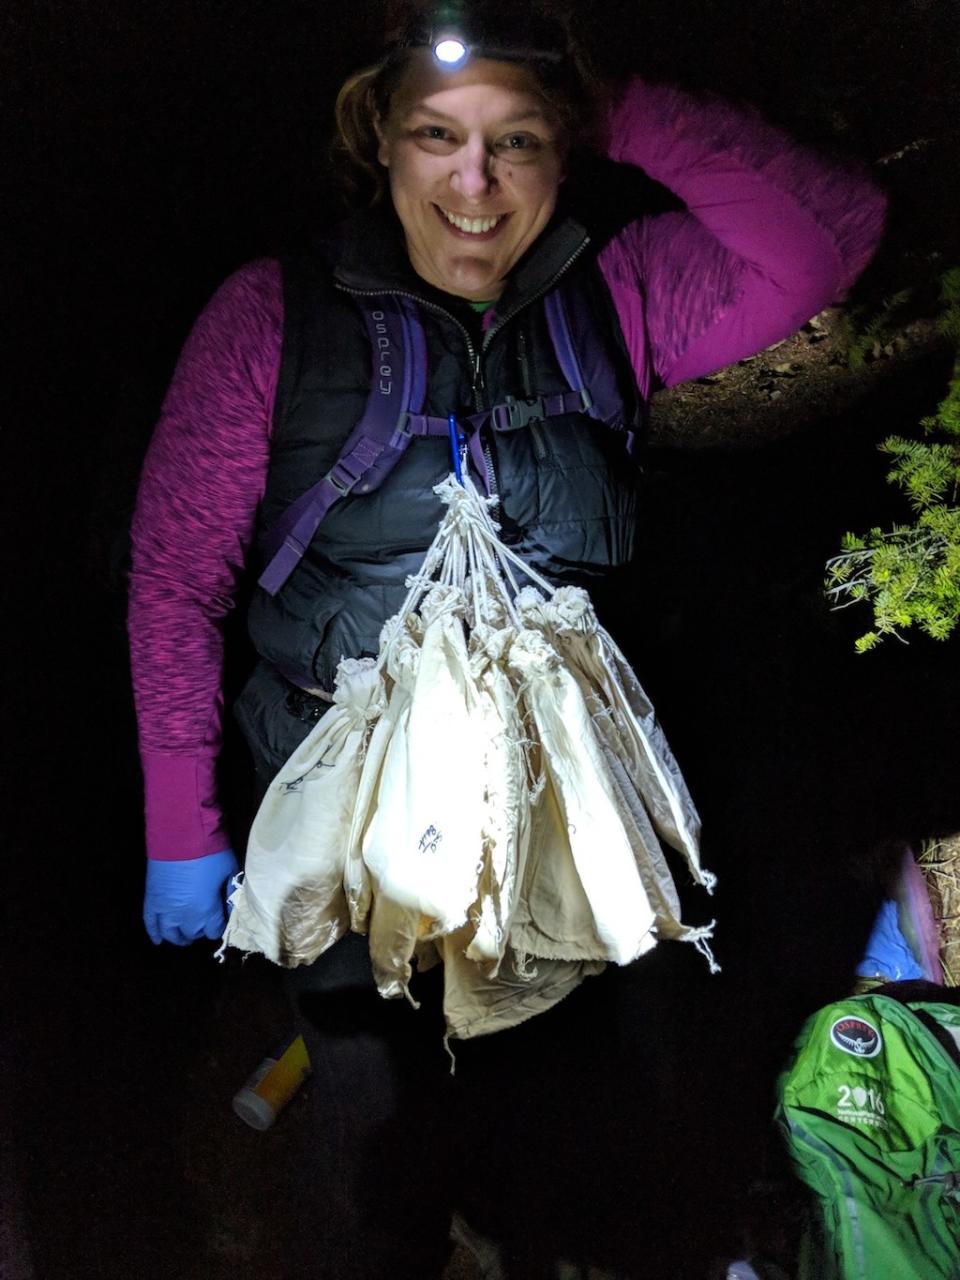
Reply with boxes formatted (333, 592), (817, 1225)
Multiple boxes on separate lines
(597, 79), (887, 389)
(127, 259), (283, 859)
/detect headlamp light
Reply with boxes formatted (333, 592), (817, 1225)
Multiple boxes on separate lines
(389, 3), (567, 76)
(433, 35), (469, 66)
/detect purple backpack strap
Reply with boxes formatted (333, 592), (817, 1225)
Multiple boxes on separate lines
(258, 295), (436, 596)
(544, 283), (636, 456)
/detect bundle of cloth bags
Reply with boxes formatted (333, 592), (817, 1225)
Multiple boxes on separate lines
(221, 475), (717, 1039)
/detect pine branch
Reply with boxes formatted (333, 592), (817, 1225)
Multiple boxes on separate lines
(825, 267), (960, 651)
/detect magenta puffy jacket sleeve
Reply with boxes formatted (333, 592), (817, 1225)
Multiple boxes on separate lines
(597, 78), (886, 393)
(127, 260), (282, 859)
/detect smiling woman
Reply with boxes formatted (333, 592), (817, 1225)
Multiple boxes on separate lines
(127, 0), (886, 1273)
(374, 54), (566, 298)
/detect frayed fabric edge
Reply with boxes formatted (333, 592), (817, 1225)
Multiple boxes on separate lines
(685, 923), (721, 974)
(699, 868), (718, 897)
(214, 871), (247, 963)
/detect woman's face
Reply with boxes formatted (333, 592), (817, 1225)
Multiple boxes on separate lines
(376, 52), (566, 301)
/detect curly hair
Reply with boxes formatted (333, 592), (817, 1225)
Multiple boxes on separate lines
(332, 3), (608, 208)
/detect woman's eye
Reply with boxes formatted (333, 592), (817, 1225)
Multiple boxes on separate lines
(417, 125), (452, 142)
(497, 133), (543, 156)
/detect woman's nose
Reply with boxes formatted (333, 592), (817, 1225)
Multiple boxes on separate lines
(452, 140), (496, 200)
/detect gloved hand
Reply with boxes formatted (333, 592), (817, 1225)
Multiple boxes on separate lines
(144, 848), (240, 946)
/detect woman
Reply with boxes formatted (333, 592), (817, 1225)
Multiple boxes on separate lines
(129, 3), (885, 1273)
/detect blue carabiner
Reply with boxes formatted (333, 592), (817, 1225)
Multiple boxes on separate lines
(448, 413), (465, 485)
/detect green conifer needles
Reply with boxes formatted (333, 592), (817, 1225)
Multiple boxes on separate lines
(826, 269), (960, 652)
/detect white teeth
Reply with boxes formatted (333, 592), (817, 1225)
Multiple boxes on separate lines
(441, 209), (503, 234)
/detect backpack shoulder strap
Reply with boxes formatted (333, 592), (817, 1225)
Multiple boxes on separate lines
(544, 276), (638, 457)
(259, 293), (430, 596)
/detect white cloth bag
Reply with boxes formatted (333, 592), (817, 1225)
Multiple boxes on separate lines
(358, 584), (490, 998)
(220, 658), (384, 964)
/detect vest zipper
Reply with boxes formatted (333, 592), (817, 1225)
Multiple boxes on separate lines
(471, 350), (499, 505)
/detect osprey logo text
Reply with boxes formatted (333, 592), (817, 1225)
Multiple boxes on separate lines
(372, 311), (393, 395)
(830, 1015), (883, 1058)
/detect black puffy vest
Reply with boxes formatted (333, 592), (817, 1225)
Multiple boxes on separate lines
(239, 208), (642, 769)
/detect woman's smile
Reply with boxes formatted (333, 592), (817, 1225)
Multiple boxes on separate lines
(435, 206), (510, 238)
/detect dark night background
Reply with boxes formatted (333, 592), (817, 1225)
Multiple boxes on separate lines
(5, 1), (960, 1276)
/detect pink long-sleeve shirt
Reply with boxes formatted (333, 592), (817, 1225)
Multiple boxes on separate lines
(129, 79), (886, 859)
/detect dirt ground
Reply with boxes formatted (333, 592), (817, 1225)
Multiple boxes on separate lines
(649, 309), (944, 452)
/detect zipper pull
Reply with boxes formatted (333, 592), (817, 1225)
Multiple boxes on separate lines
(472, 350), (485, 403)
(517, 328), (534, 397)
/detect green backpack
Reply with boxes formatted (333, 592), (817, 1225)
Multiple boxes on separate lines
(775, 990), (960, 1279)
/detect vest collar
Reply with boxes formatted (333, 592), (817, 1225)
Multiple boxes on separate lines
(332, 205), (591, 315)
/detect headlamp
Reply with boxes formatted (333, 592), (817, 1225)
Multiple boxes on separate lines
(433, 35), (469, 66)
(389, 3), (567, 75)
(425, 2), (471, 68)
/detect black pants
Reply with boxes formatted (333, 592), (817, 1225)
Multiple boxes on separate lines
(284, 936), (454, 1280)
(283, 933), (630, 1280)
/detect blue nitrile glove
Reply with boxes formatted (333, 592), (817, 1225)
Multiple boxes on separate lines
(855, 898), (925, 983)
(144, 848), (240, 946)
